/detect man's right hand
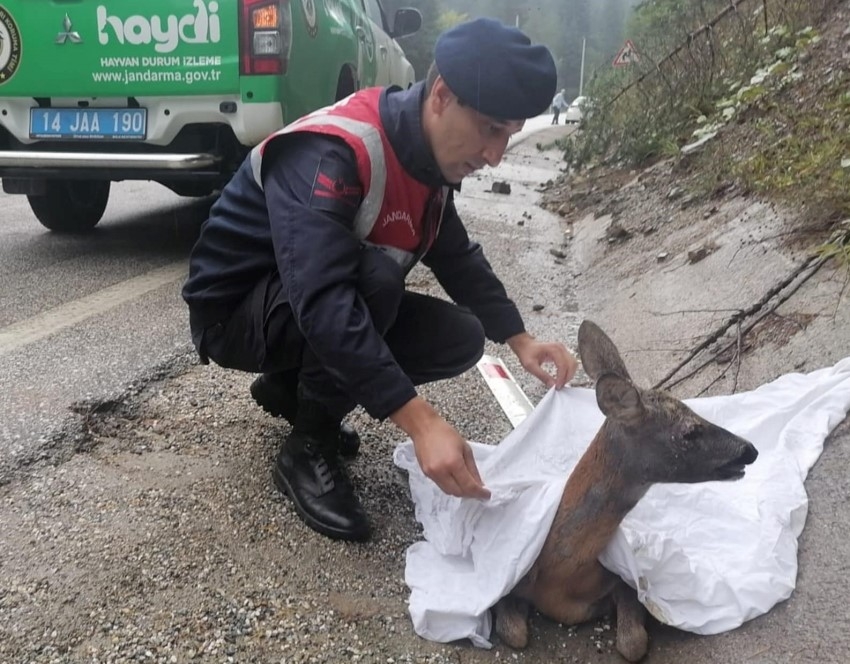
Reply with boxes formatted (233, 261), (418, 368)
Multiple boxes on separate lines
(391, 397), (490, 500)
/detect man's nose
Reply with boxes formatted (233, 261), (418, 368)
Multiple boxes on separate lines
(482, 138), (509, 167)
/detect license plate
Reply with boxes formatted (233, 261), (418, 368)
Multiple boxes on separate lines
(29, 108), (147, 140)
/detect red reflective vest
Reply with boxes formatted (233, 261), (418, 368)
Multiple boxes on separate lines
(248, 88), (449, 271)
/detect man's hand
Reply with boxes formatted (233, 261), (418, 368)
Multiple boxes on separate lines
(391, 397), (490, 500)
(507, 331), (578, 389)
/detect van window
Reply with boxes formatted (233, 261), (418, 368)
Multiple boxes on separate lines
(362, 0), (387, 31)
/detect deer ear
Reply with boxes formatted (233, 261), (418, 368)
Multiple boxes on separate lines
(595, 372), (643, 421)
(578, 320), (632, 381)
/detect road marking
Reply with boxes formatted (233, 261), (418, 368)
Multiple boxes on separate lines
(0, 262), (188, 356)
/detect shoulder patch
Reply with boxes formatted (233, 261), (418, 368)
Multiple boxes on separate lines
(309, 157), (364, 216)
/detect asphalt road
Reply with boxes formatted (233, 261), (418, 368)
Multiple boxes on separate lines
(0, 181), (211, 483)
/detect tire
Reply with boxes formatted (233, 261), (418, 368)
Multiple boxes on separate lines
(27, 179), (110, 232)
(335, 66), (356, 101)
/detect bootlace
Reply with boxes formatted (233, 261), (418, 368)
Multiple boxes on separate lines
(314, 454), (336, 493)
(304, 442), (347, 494)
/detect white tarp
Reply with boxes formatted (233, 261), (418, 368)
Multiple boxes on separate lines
(393, 358), (850, 647)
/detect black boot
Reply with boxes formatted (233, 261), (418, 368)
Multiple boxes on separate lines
(272, 397), (371, 542)
(251, 372), (361, 458)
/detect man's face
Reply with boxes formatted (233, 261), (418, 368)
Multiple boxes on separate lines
(426, 78), (525, 184)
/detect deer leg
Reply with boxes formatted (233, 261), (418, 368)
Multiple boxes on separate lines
(613, 581), (648, 662)
(493, 593), (531, 649)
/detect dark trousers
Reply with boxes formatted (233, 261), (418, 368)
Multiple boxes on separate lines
(552, 108), (560, 124)
(193, 248), (485, 417)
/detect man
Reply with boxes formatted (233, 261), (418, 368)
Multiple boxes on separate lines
(182, 18), (578, 542)
(551, 89), (567, 124)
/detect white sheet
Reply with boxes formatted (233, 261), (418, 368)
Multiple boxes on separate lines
(393, 358), (850, 646)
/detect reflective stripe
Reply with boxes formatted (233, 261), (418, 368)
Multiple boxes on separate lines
(310, 116), (386, 240)
(363, 241), (415, 269)
(249, 115), (388, 242)
(248, 143), (264, 189)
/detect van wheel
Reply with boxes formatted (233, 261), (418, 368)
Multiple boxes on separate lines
(27, 180), (110, 232)
(335, 67), (356, 101)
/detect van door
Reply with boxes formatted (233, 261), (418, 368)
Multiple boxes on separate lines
(360, 0), (390, 86)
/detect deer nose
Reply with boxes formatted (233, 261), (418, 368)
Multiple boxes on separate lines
(739, 442), (758, 465)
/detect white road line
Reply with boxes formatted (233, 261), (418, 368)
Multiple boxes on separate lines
(0, 262), (188, 356)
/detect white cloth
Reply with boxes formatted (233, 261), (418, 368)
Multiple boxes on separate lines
(393, 358), (850, 647)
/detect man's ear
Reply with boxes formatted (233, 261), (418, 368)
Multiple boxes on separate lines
(429, 76), (455, 115)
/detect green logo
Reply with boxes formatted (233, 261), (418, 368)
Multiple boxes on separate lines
(0, 6), (21, 84)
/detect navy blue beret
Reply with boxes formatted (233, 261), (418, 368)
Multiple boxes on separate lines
(434, 18), (557, 121)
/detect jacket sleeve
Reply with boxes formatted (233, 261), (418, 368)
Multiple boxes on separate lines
(422, 195), (526, 343)
(262, 134), (417, 420)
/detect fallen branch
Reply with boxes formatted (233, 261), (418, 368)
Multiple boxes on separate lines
(654, 254), (825, 390)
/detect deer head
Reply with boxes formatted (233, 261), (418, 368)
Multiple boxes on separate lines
(577, 320), (758, 486)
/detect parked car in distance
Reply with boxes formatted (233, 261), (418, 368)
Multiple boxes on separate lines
(563, 95), (587, 124)
(0, 0), (421, 232)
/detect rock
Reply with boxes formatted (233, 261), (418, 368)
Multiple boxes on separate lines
(680, 194), (696, 209)
(657, 251), (669, 262)
(491, 181), (512, 195)
(532, 304), (545, 312)
(549, 248), (567, 259)
(605, 221), (632, 243)
(688, 246), (709, 263)
(681, 131), (718, 155)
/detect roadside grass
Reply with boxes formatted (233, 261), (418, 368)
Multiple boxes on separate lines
(732, 72), (850, 220)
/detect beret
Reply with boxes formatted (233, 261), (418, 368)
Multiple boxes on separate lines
(434, 18), (557, 121)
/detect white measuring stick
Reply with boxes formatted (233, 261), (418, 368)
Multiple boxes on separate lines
(475, 354), (535, 428)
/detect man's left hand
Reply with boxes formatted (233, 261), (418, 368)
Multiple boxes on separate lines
(507, 332), (578, 389)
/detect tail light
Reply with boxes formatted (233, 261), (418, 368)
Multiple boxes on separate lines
(240, 0), (292, 75)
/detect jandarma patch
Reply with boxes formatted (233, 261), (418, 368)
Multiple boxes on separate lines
(0, 6), (21, 84)
(309, 158), (363, 214)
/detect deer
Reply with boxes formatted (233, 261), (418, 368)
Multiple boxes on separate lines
(492, 320), (759, 661)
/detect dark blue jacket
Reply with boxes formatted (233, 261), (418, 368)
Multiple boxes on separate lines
(182, 82), (525, 419)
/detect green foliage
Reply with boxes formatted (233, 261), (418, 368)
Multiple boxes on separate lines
(437, 10), (468, 31)
(814, 224), (850, 267)
(733, 70), (850, 217)
(566, 0), (839, 171)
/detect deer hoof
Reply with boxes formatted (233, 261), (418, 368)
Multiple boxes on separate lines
(493, 597), (530, 649)
(616, 625), (648, 662)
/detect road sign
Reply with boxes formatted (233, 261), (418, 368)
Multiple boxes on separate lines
(613, 39), (639, 67)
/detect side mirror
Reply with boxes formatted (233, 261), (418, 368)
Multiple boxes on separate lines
(391, 8), (421, 39)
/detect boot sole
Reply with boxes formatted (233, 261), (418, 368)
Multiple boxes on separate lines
(272, 465), (370, 542)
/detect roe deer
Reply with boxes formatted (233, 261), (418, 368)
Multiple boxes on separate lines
(493, 320), (758, 661)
